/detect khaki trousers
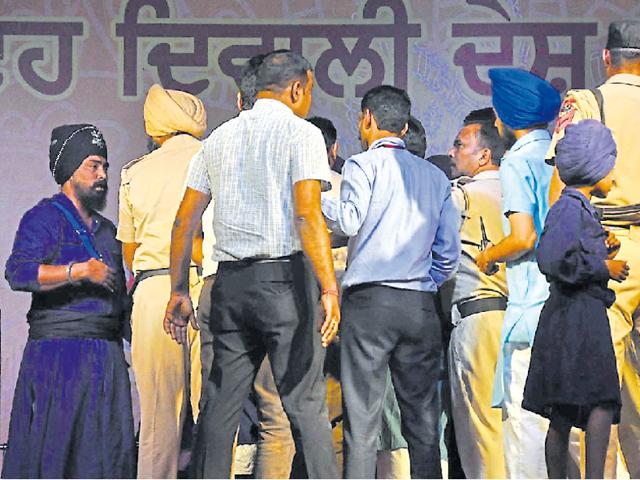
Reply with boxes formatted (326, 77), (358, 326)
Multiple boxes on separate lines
(449, 308), (506, 479)
(131, 273), (202, 479)
(609, 226), (640, 478)
(502, 343), (549, 479)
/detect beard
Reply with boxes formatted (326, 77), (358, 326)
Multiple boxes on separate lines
(75, 180), (108, 212)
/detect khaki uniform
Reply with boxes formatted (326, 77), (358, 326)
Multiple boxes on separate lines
(548, 73), (640, 478)
(117, 134), (203, 478)
(449, 170), (508, 479)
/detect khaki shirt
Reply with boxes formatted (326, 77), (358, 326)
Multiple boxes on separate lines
(117, 134), (203, 273)
(451, 170), (508, 306)
(547, 73), (640, 212)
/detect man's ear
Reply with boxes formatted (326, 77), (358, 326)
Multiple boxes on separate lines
(236, 92), (243, 112)
(399, 122), (409, 138)
(290, 80), (303, 104)
(329, 142), (338, 164)
(362, 109), (373, 129)
(478, 147), (491, 167)
(602, 49), (612, 68)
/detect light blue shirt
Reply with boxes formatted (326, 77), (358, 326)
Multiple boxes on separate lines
(321, 137), (460, 292)
(493, 128), (553, 406)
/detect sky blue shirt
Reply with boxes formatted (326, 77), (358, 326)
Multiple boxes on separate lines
(493, 128), (553, 406)
(321, 137), (460, 292)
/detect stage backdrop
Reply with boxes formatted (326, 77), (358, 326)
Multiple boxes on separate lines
(1, 0), (637, 456)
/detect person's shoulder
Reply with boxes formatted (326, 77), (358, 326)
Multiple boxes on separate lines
(18, 195), (64, 230)
(121, 152), (151, 175)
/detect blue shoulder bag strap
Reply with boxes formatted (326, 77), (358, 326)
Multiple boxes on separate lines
(51, 200), (102, 260)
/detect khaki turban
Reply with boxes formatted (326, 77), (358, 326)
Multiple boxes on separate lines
(143, 84), (207, 138)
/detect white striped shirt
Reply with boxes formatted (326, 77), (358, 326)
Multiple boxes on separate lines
(187, 99), (331, 261)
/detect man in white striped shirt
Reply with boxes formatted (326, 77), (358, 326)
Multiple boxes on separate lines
(164, 50), (340, 478)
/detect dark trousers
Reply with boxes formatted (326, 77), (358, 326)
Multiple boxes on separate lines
(341, 284), (443, 479)
(191, 254), (338, 479)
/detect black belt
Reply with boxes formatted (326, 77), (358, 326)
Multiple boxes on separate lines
(457, 297), (507, 319)
(131, 266), (200, 295)
(596, 203), (640, 226)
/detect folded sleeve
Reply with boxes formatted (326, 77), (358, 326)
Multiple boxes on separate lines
(500, 159), (536, 218)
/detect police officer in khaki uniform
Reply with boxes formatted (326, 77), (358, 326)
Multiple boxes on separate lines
(117, 84), (206, 478)
(547, 20), (640, 478)
(447, 108), (508, 479)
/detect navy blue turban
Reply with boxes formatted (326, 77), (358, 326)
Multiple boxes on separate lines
(49, 124), (107, 185)
(555, 120), (616, 187)
(489, 68), (561, 130)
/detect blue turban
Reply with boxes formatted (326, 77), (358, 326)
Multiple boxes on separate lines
(489, 68), (561, 130)
(555, 120), (616, 187)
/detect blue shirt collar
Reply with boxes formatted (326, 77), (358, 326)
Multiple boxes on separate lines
(509, 128), (551, 153)
(369, 136), (406, 151)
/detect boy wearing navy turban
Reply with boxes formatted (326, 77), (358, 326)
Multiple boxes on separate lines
(475, 67), (561, 478)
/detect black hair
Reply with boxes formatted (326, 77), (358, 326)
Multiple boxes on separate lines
(463, 107), (495, 125)
(236, 54), (266, 110)
(404, 115), (427, 158)
(360, 85), (411, 134)
(254, 50), (312, 93)
(463, 108), (506, 166)
(308, 116), (337, 153)
(609, 48), (640, 68)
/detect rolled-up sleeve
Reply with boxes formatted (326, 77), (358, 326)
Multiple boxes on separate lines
(501, 160), (536, 218)
(430, 189), (461, 286)
(5, 207), (57, 292)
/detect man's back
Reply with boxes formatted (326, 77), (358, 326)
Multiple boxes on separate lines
(117, 134), (202, 272)
(333, 138), (459, 291)
(189, 98), (329, 261)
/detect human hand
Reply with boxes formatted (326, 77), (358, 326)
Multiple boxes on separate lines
(476, 246), (497, 275)
(606, 259), (630, 282)
(605, 230), (621, 259)
(319, 291), (340, 347)
(163, 292), (198, 344)
(77, 258), (116, 292)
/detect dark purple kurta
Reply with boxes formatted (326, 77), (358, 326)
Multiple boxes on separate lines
(2, 193), (135, 478)
(523, 188), (621, 428)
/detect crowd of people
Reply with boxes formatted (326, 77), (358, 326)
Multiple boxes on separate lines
(2, 19), (640, 480)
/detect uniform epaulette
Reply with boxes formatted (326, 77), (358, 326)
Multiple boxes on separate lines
(452, 175), (475, 187)
(121, 154), (148, 171)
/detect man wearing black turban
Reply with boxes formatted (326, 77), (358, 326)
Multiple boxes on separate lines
(2, 124), (135, 478)
(547, 20), (640, 479)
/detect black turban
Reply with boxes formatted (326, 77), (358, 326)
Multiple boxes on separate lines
(49, 124), (108, 185)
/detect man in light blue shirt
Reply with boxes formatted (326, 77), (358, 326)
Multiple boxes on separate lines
(475, 67), (561, 479)
(322, 85), (460, 478)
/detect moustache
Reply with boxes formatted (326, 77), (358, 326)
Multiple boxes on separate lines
(92, 181), (108, 191)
